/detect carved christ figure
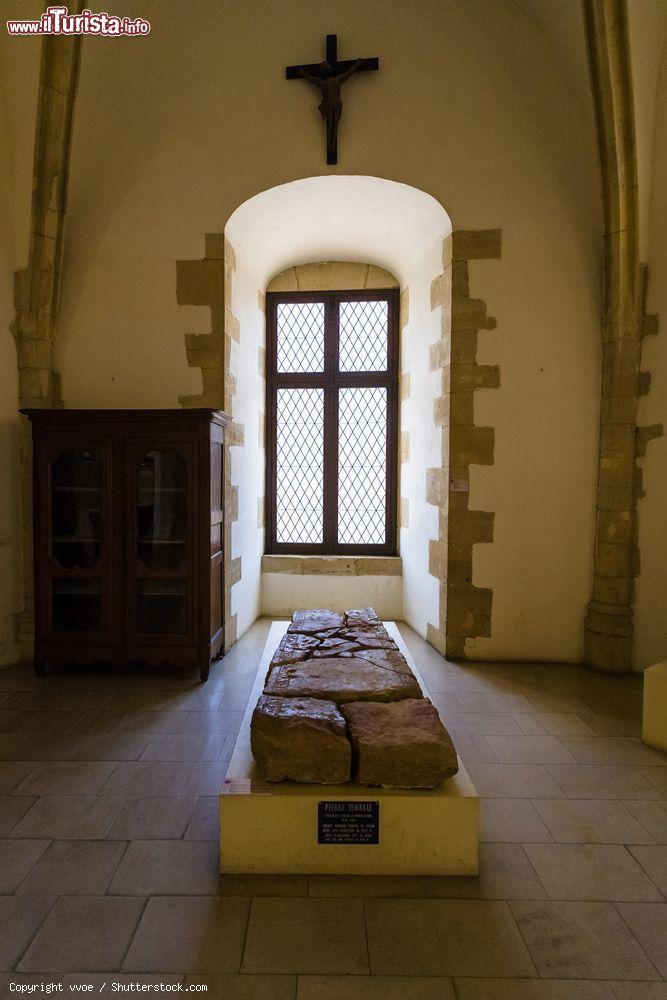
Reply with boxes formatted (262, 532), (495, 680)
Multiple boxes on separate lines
(296, 58), (365, 164)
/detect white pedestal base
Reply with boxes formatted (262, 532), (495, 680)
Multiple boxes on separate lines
(220, 621), (479, 876)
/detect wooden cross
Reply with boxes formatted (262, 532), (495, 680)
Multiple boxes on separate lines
(286, 34), (379, 165)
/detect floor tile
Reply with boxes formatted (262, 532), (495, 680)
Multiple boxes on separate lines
(150, 686), (226, 712)
(639, 766), (667, 793)
(123, 896), (249, 973)
(18, 895), (145, 972)
(510, 900), (660, 979)
(480, 799), (553, 843)
(617, 903), (667, 977)
(2, 710), (76, 734)
(454, 979), (615, 999)
(628, 845), (667, 893)
(173, 762), (229, 795)
(0, 795), (37, 835)
(581, 714), (642, 737)
(0, 896), (55, 970)
(107, 796), (196, 839)
(483, 735), (576, 764)
(0, 733), (83, 761)
(74, 733), (150, 761)
(442, 712), (525, 736)
(560, 738), (667, 766)
(532, 799), (656, 844)
(220, 875), (310, 896)
(513, 713), (594, 736)
(140, 734), (226, 761)
(17, 839), (127, 895)
(624, 800), (667, 843)
(309, 875), (424, 897)
(11, 795), (123, 839)
(524, 844), (662, 901)
(0, 622), (662, 991)
(297, 975), (456, 1000)
(0, 839), (50, 892)
(99, 761), (181, 796)
(180, 710), (244, 735)
(0, 762), (37, 794)
(523, 691), (595, 715)
(422, 844), (546, 899)
(108, 839), (219, 895)
(365, 898), (536, 976)
(465, 763), (564, 798)
(608, 984), (667, 1000)
(453, 692), (535, 713)
(242, 898), (368, 974)
(184, 796), (219, 840)
(113, 710), (189, 734)
(547, 765), (663, 800)
(13, 761), (117, 795)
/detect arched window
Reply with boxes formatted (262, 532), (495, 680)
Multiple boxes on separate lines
(265, 288), (399, 554)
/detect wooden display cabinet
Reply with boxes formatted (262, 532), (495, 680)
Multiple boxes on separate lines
(22, 408), (229, 681)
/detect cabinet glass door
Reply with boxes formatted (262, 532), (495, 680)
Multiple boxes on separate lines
(132, 448), (190, 636)
(50, 447), (105, 633)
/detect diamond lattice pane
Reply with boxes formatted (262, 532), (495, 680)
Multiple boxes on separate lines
(338, 387), (387, 545)
(276, 388), (324, 544)
(339, 300), (388, 372)
(277, 302), (325, 373)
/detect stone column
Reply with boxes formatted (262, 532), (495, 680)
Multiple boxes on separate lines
(583, 0), (662, 670)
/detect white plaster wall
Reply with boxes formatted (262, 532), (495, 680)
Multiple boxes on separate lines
(635, 36), (667, 671)
(400, 238), (444, 639)
(30, 0), (604, 662)
(228, 253), (264, 639)
(472, 222), (600, 662)
(262, 573), (402, 621)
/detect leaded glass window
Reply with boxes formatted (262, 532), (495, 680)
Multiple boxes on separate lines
(265, 288), (399, 554)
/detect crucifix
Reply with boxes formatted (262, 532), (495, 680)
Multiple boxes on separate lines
(286, 34), (379, 165)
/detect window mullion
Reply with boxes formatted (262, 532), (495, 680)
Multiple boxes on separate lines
(323, 295), (338, 550)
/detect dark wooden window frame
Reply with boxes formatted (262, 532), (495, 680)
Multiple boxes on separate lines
(265, 288), (399, 556)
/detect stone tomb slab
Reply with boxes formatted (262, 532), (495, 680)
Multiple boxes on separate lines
(251, 694), (351, 784)
(264, 655), (422, 704)
(220, 621), (479, 876)
(288, 609), (346, 634)
(342, 697), (459, 789)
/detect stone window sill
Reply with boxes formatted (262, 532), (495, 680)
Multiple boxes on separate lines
(261, 555), (402, 577)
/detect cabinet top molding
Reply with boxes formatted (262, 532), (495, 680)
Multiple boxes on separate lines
(21, 408), (230, 427)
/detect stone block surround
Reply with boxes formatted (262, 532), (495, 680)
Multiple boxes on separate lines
(427, 229), (502, 660)
(176, 234), (243, 651)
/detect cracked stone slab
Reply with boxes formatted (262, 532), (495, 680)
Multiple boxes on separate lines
(287, 610), (345, 635)
(345, 607), (382, 627)
(342, 698), (459, 788)
(353, 647), (416, 677)
(264, 657), (423, 705)
(270, 633), (320, 669)
(311, 638), (362, 657)
(250, 695), (351, 783)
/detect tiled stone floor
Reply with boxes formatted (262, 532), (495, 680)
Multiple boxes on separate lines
(0, 618), (664, 998)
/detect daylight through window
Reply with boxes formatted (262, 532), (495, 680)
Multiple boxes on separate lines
(265, 289), (399, 554)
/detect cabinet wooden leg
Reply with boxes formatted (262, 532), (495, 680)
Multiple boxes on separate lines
(199, 655), (210, 683)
